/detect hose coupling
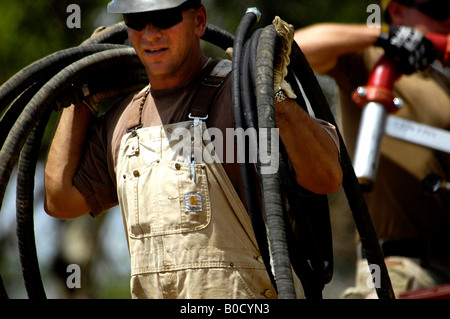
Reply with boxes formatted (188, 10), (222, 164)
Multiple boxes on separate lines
(246, 7), (261, 22)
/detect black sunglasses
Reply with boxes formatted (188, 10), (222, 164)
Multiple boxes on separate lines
(402, 0), (450, 21)
(123, 1), (201, 31)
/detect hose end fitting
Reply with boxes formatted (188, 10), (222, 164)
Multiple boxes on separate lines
(246, 7), (261, 23)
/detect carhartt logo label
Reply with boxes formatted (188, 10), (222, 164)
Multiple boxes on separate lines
(184, 193), (202, 212)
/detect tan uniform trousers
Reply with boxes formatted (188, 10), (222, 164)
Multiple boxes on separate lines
(343, 256), (450, 299)
(116, 120), (279, 299)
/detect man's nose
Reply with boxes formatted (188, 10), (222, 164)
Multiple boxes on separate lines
(143, 22), (163, 39)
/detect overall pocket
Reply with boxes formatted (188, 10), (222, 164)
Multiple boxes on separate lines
(124, 160), (211, 238)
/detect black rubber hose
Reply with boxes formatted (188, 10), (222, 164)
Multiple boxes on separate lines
(277, 148), (331, 299)
(240, 32), (259, 131)
(80, 20), (235, 50)
(255, 24), (296, 299)
(16, 108), (51, 299)
(202, 23), (235, 50)
(238, 29), (278, 290)
(232, 10), (282, 294)
(261, 60), (333, 299)
(12, 60), (146, 299)
(243, 25), (330, 298)
(0, 44), (127, 113)
(0, 82), (43, 149)
(13, 72), (145, 300)
(232, 10), (259, 129)
(0, 52), (144, 299)
(283, 65), (334, 291)
(232, 10), (278, 291)
(0, 48), (140, 212)
(288, 41), (395, 299)
(57, 62), (148, 111)
(248, 28), (263, 90)
(81, 22), (128, 45)
(240, 40), (253, 127)
(81, 21), (235, 50)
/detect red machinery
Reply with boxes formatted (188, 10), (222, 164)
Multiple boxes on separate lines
(351, 32), (450, 192)
(351, 32), (450, 299)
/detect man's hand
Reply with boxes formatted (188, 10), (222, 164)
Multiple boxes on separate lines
(375, 24), (437, 74)
(80, 85), (122, 116)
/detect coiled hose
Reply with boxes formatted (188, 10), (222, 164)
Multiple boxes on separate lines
(0, 44), (126, 116)
(232, 11), (332, 299)
(0, 48), (146, 299)
(0, 48), (142, 209)
(232, 10), (332, 299)
(0, 21), (151, 298)
(16, 108), (52, 299)
(255, 24), (297, 299)
(231, 9), (280, 295)
(287, 41), (395, 300)
(232, 11), (393, 299)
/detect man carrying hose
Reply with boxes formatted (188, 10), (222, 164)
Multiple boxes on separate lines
(295, 0), (450, 298)
(44, 0), (342, 299)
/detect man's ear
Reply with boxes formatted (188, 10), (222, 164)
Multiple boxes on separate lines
(194, 5), (207, 37)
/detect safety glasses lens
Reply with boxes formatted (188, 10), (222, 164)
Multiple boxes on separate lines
(123, 9), (183, 31)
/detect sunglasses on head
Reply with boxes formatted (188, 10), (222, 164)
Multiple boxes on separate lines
(123, 1), (201, 31)
(402, 0), (450, 21)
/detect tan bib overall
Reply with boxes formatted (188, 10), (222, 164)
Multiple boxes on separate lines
(116, 115), (278, 298)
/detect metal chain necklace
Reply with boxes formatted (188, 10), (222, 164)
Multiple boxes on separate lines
(137, 87), (150, 130)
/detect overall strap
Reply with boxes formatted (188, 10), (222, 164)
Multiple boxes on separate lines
(188, 59), (232, 120)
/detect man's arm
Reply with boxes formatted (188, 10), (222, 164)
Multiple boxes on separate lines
(294, 23), (438, 75)
(272, 18), (343, 194)
(293, 23), (380, 74)
(275, 98), (342, 194)
(44, 103), (93, 219)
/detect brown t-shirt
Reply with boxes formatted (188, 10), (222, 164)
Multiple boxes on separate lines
(329, 47), (450, 240)
(73, 58), (339, 217)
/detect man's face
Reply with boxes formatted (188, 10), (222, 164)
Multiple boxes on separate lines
(126, 6), (207, 89)
(390, 0), (450, 34)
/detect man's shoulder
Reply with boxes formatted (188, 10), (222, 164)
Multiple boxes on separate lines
(211, 59), (232, 78)
(97, 87), (145, 124)
(198, 58), (232, 94)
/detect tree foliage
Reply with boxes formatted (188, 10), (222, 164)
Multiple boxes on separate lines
(1, 0), (376, 83)
(206, 0), (374, 32)
(0, 1), (118, 84)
